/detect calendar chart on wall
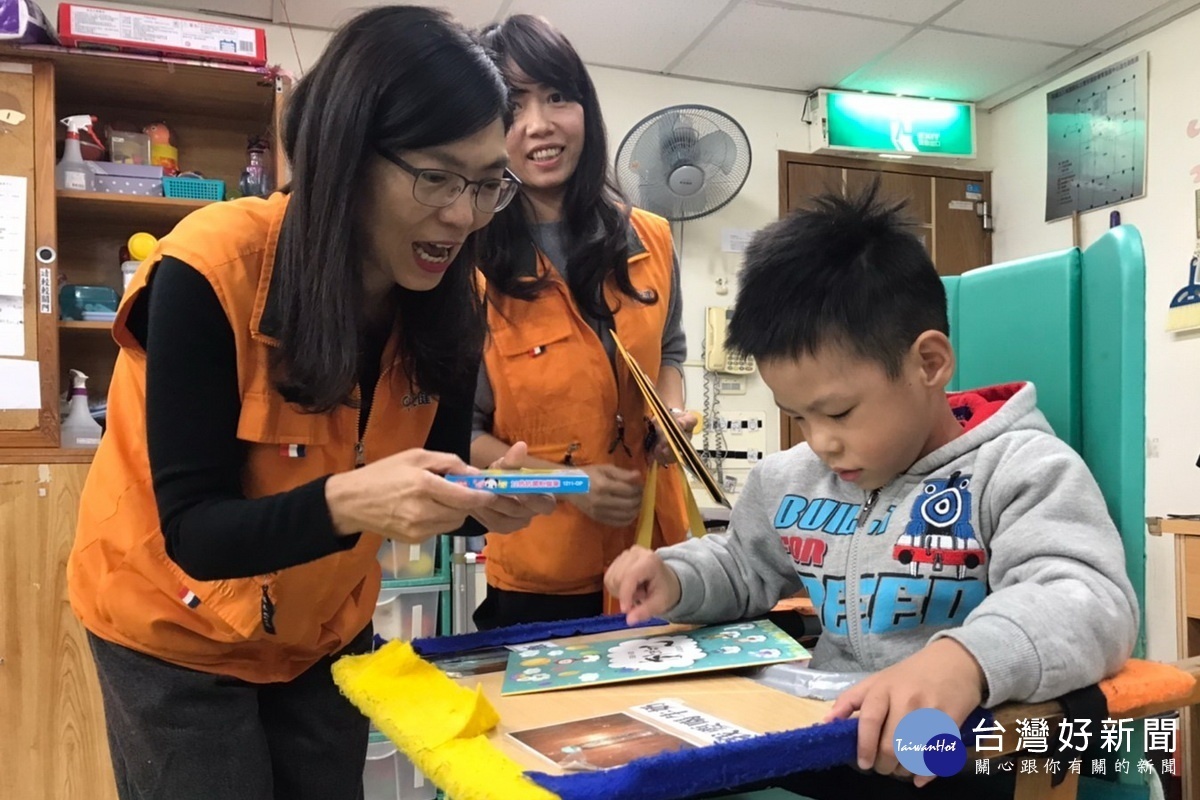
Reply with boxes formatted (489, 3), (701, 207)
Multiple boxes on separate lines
(1045, 52), (1147, 222)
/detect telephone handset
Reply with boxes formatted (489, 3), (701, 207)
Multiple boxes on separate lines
(704, 306), (756, 375)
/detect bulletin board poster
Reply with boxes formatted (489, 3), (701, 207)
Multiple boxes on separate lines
(1045, 52), (1147, 222)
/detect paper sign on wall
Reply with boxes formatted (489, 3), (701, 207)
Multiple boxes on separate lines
(0, 356), (39, 409)
(38, 267), (51, 314)
(0, 175), (27, 297)
(0, 295), (24, 356)
(721, 228), (754, 254)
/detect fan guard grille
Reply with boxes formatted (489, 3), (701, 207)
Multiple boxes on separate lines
(615, 104), (752, 222)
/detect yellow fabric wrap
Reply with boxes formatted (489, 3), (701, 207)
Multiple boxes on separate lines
(635, 461), (707, 549)
(332, 641), (559, 800)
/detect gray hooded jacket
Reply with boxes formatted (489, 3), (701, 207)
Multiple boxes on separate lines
(662, 382), (1138, 707)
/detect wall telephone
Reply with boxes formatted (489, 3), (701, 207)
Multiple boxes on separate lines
(704, 306), (756, 374)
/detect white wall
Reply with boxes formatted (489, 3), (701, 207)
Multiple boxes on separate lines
(982, 8), (1200, 662)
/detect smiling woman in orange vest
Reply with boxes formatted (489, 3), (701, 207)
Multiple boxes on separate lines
(65, 8), (553, 800)
(470, 15), (694, 629)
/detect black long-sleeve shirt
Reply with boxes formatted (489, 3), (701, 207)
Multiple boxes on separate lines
(130, 257), (478, 581)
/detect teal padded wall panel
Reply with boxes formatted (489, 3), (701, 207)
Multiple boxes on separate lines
(1080, 226), (1146, 654)
(955, 249), (1083, 451)
(942, 276), (961, 392)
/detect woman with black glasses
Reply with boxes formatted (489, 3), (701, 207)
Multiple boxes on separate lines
(67, 8), (551, 800)
(469, 15), (695, 629)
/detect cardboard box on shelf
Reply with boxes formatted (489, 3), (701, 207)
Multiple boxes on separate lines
(58, 4), (267, 67)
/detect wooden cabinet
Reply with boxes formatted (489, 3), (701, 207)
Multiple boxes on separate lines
(0, 60), (58, 445)
(0, 45), (287, 446)
(0, 45), (289, 799)
(0, 458), (117, 800)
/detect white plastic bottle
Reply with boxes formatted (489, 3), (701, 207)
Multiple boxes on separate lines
(122, 232), (157, 293)
(55, 115), (96, 192)
(61, 369), (102, 449)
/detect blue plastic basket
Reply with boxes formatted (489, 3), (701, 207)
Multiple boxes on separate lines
(162, 176), (225, 201)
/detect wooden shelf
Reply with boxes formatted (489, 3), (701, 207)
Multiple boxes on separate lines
(0, 44), (278, 121)
(0, 447), (95, 464)
(1148, 516), (1200, 537)
(57, 190), (212, 229)
(59, 320), (113, 331)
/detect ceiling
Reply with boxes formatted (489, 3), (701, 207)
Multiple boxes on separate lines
(119, 0), (1200, 108)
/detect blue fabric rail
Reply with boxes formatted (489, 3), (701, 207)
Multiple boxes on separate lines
(408, 613), (665, 657)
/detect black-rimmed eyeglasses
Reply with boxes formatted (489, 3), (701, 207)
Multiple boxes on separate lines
(379, 151), (521, 214)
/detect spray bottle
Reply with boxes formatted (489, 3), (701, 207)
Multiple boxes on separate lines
(61, 369), (102, 449)
(56, 115), (96, 192)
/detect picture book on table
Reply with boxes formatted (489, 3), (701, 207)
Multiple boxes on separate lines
(508, 712), (696, 771)
(507, 699), (761, 771)
(500, 620), (810, 696)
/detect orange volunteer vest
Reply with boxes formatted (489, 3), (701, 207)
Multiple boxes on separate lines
(67, 193), (439, 682)
(482, 208), (690, 595)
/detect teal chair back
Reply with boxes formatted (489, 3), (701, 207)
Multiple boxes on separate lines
(943, 226), (1146, 654)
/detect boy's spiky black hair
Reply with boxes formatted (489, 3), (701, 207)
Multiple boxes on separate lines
(727, 181), (948, 377)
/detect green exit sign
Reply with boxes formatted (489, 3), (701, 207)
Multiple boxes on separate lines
(817, 89), (976, 158)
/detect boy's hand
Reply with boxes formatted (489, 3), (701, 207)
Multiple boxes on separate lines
(825, 638), (986, 788)
(604, 545), (682, 624)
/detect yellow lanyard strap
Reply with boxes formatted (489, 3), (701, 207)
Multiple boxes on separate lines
(634, 462), (708, 549)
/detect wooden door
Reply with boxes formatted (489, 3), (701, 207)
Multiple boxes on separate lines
(0, 460), (118, 800)
(846, 168), (933, 254)
(0, 59), (58, 447)
(783, 162), (842, 210)
(934, 176), (989, 275)
(780, 153), (989, 274)
(777, 152), (991, 449)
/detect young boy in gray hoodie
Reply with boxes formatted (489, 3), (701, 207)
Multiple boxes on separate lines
(605, 186), (1138, 790)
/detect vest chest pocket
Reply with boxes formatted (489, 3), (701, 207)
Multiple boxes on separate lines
(236, 393), (337, 498)
(488, 312), (612, 460)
